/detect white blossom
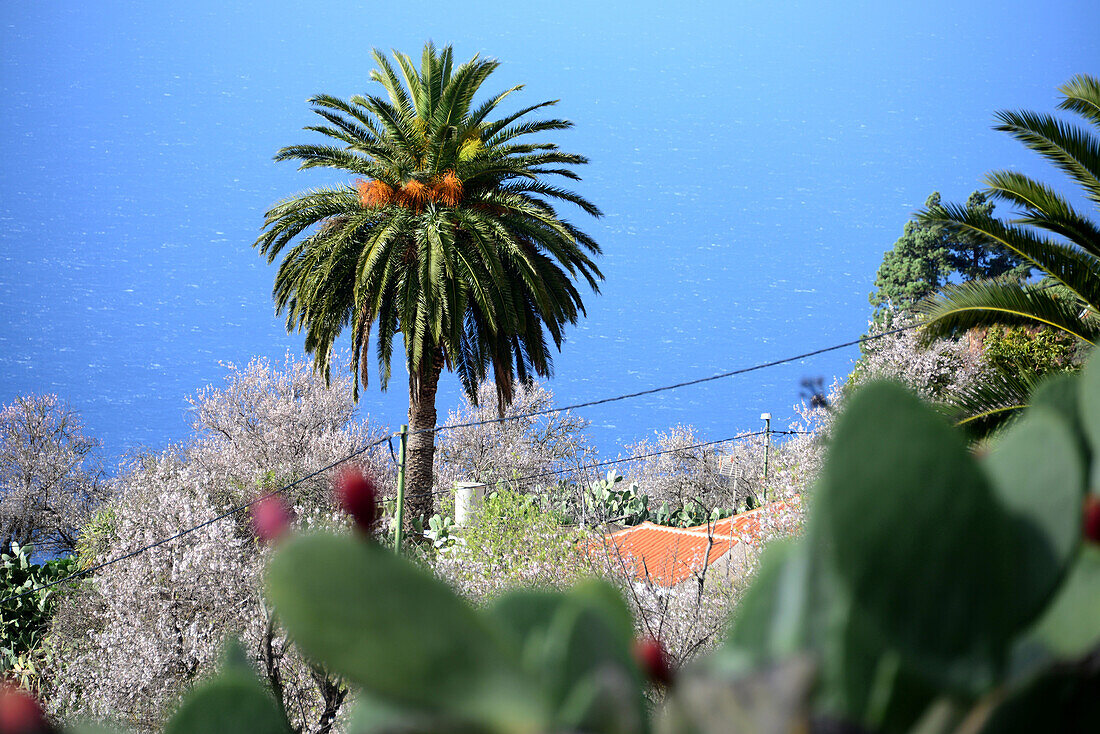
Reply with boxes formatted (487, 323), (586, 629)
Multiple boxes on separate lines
(0, 394), (107, 556)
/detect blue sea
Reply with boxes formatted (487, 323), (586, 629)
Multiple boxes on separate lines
(2, 0), (1097, 469)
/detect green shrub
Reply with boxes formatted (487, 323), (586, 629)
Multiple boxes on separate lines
(982, 324), (1081, 378)
(0, 544), (74, 691)
(441, 489), (593, 596)
(73, 507), (117, 571)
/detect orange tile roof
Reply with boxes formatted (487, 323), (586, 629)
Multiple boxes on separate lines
(591, 498), (800, 587)
(595, 522), (734, 587)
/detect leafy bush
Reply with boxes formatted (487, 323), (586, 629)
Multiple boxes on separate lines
(0, 544), (73, 691)
(431, 488), (595, 602)
(981, 324), (1081, 378)
(72, 507), (118, 571)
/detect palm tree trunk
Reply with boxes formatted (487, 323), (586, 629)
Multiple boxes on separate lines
(405, 346), (444, 524)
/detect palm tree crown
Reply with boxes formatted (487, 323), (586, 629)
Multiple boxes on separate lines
(255, 43), (603, 516)
(916, 75), (1100, 435)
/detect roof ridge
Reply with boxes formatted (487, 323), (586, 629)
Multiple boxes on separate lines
(614, 523), (727, 539)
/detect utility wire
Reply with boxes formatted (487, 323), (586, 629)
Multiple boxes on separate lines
(473, 276), (1058, 449)
(403, 429), (809, 499)
(0, 433), (396, 606)
(412, 323), (920, 439)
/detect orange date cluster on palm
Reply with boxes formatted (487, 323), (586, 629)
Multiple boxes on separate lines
(357, 171), (463, 210)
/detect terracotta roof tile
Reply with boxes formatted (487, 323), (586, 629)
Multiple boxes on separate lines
(590, 498), (801, 587)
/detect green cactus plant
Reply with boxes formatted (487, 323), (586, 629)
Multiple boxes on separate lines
(585, 471), (651, 526)
(425, 514), (462, 549)
(586, 471), (733, 529)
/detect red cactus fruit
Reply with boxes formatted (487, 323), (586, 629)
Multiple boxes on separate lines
(336, 467), (379, 533)
(250, 495), (294, 544)
(0, 684), (48, 734)
(632, 636), (673, 687)
(1085, 494), (1100, 545)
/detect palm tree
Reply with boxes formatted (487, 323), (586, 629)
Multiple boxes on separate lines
(917, 74), (1100, 435)
(255, 43), (603, 519)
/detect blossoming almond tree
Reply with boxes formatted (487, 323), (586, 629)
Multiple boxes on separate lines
(44, 355), (389, 733)
(431, 381), (596, 501)
(0, 394), (106, 557)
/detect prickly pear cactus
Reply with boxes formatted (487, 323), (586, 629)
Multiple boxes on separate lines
(700, 352), (1100, 734)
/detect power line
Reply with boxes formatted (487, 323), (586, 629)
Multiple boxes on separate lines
(403, 429), (809, 500)
(413, 323), (919, 439)
(0, 433), (396, 606)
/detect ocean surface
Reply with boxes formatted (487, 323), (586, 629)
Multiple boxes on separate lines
(2, 1), (1097, 470)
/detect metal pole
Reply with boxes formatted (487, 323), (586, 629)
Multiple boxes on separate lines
(394, 424), (408, 553)
(760, 413), (771, 502)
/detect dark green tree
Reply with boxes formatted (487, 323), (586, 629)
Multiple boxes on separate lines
(944, 191), (1030, 283)
(869, 192), (1029, 330)
(868, 192), (952, 327)
(255, 43), (603, 520)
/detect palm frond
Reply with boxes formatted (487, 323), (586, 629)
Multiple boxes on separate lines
(920, 202), (1100, 307)
(307, 107), (376, 146)
(272, 144), (375, 175)
(1057, 74), (1100, 129)
(984, 170), (1100, 256)
(936, 367), (1042, 440)
(499, 180), (604, 218)
(465, 85), (523, 128)
(369, 51), (415, 119)
(390, 49), (425, 121)
(918, 76), (1100, 441)
(917, 280), (1100, 345)
(479, 100), (561, 140)
(487, 119), (574, 147)
(993, 109), (1100, 206)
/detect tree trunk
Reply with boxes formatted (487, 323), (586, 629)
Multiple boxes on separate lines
(405, 347), (444, 524)
(310, 664), (347, 734)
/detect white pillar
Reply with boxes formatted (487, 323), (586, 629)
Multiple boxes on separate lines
(454, 482), (487, 526)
